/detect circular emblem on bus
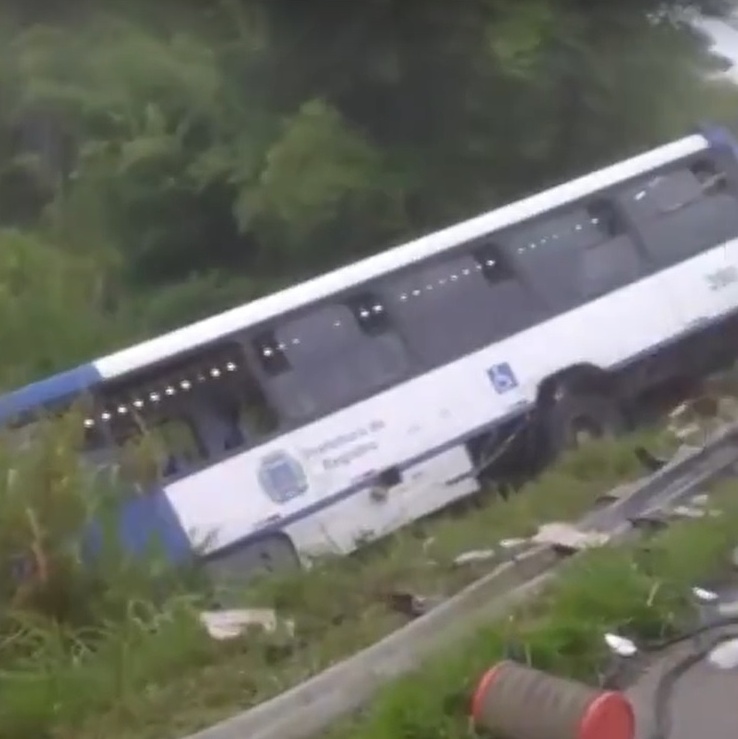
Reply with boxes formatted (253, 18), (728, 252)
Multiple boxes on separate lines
(257, 451), (308, 504)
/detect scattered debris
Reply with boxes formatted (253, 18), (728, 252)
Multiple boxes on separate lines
(707, 638), (738, 669)
(199, 608), (295, 641)
(385, 590), (442, 618)
(717, 598), (738, 619)
(532, 522), (610, 553)
(629, 511), (670, 532)
(691, 493), (711, 507)
(453, 549), (497, 566)
(634, 445), (668, 473)
(498, 538), (529, 551)
(596, 482), (635, 503)
(452, 538), (529, 567)
(670, 504), (721, 520)
(717, 395), (738, 422)
(666, 390), (738, 444)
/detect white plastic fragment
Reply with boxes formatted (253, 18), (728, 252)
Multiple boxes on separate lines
(199, 608), (295, 641)
(707, 638), (738, 669)
(604, 633), (638, 657)
(498, 538), (529, 550)
(670, 505), (721, 519)
(453, 549), (497, 566)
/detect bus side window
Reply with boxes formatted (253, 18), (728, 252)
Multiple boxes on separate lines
(507, 199), (644, 304)
(384, 249), (541, 368)
(472, 240), (545, 332)
(346, 291), (411, 386)
(347, 292), (393, 336)
(252, 329), (317, 421)
(692, 159), (728, 195)
(108, 406), (207, 482)
(617, 160), (738, 267)
(587, 198), (626, 238)
(254, 297), (410, 421)
(224, 372), (280, 449)
(503, 208), (602, 311)
(253, 330), (291, 376)
(580, 199), (644, 299)
(156, 417), (206, 475)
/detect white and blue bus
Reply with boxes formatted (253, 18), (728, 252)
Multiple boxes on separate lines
(3, 124), (738, 579)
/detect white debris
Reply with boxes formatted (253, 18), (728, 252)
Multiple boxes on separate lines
(717, 599), (738, 619)
(532, 522), (610, 552)
(668, 422), (703, 441)
(717, 395), (738, 421)
(668, 401), (692, 420)
(670, 505), (721, 519)
(199, 608), (295, 641)
(453, 549), (497, 566)
(499, 538), (529, 550)
(708, 638), (738, 670)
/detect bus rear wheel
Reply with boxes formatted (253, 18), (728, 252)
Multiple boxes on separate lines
(536, 389), (625, 464)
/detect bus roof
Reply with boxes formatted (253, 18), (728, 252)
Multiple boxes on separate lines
(0, 132), (711, 424)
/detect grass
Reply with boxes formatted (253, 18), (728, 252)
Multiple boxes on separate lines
(322, 485), (738, 739)
(0, 412), (678, 739)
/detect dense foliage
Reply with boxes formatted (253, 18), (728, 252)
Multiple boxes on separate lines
(0, 1), (736, 388)
(0, 3), (736, 736)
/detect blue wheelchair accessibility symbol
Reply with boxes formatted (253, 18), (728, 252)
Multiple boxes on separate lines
(487, 362), (518, 394)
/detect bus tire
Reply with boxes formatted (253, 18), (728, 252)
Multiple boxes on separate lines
(205, 533), (301, 587)
(536, 388), (625, 464)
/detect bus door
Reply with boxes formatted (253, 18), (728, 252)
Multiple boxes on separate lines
(616, 160), (738, 335)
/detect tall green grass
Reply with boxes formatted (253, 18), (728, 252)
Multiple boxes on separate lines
(0, 410), (671, 739)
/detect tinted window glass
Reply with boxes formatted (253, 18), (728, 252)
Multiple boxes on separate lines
(618, 159), (738, 267)
(508, 201), (645, 306)
(110, 411), (206, 482)
(383, 246), (542, 366)
(96, 343), (279, 477)
(258, 297), (411, 420)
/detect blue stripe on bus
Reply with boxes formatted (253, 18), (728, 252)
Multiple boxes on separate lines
(117, 490), (195, 561)
(81, 489), (194, 566)
(698, 123), (738, 158)
(0, 363), (103, 423)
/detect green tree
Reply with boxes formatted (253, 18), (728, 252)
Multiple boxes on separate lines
(0, 0), (735, 339)
(0, 230), (126, 386)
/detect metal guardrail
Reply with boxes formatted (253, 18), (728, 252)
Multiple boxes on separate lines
(179, 423), (738, 739)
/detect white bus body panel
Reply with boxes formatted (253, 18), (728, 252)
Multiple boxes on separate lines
(161, 241), (738, 558)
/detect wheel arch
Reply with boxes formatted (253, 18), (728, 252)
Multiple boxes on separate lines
(536, 363), (619, 407)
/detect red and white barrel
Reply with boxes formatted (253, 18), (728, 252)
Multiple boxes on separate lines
(470, 661), (635, 739)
